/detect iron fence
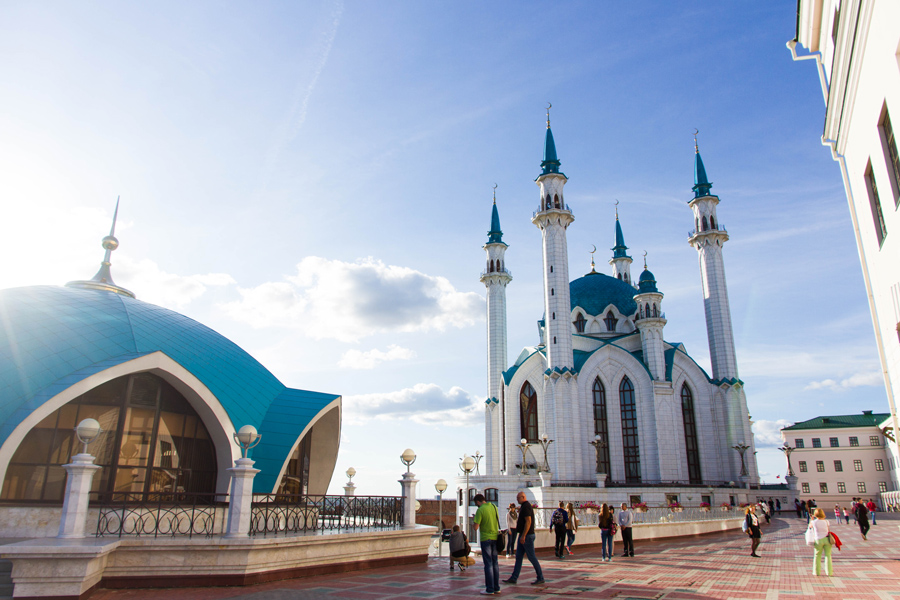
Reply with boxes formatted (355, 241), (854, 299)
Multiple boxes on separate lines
(249, 494), (403, 537)
(95, 492), (227, 538)
(530, 505), (740, 529)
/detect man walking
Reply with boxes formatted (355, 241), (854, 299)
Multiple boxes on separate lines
(503, 491), (544, 586)
(865, 498), (877, 525)
(550, 501), (569, 559)
(473, 493), (500, 596)
(618, 503), (634, 557)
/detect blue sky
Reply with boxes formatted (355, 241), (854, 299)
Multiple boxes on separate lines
(0, 1), (888, 496)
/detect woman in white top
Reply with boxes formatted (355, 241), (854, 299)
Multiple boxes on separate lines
(808, 508), (833, 576)
(505, 504), (518, 558)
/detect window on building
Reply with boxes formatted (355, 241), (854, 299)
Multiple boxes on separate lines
(834, 460), (843, 472)
(802, 482), (810, 494)
(857, 482), (867, 494)
(831, 5), (840, 45)
(837, 482), (846, 493)
(829, 437), (839, 447)
(854, 459), (863, 472)
(795, 439), (805, 448)
(604, 311), (617, 332)
(879, 481), (888, 493)
(484, 488), (499, 506)
(592, 378), (610, 475)
(468, 487), (478, 507)
(812, 438), (822, 448)
(879, 105), (900, 206)
(0, 373), (218, 502)
(681, 384), (702, 484)
(870, 436), (881, 446)
(865, 161), (888, 246)
(519, 382), (538, 443)
(799, 461), (808, 472)
(850, 436), (859, 447)
(875, 459), (884, 471)
(820, 482), (828, 493)
(573, 312), (586, 333)
(619, 377), (641, 483)
(816, 461), (825, 473)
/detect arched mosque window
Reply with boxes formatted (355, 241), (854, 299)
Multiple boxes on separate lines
(701, 216), (708, 231)
(604, 311), (617, 332)
(573, 312), (586, 333)
(519, 382), (538, 443)
(1, 373), (217, 502)
(592, 379), (610, 475)
(681, 384), (702, 484)
(620, 377), (641, 483)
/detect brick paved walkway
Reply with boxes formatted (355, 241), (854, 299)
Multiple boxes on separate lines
(91, 516), (900, 600)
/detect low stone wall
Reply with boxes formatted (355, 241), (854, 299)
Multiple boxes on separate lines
(1, 525), (437, 599)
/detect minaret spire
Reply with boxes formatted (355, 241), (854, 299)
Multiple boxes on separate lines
(609, 200), (633, 283)
(66, 197), (135, 298)
(692, 129), (713, 198)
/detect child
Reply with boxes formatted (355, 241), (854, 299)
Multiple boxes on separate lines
(842, 507), (849, 524)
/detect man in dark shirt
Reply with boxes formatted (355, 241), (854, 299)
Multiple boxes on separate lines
(503, 491), (544, 585)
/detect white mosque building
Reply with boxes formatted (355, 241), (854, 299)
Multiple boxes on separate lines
(458, 117), (759, 520)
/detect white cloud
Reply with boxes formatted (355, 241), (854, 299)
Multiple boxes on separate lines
(116, 256), (236, 310)
(343, 383), (483, 427)
(752, 419), (793, 447)
(804, 372), (883, 392)
(338, 345), (416, 370)
(221, 256), (483, 342)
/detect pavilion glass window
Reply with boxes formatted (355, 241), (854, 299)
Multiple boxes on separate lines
(519, 382), (538, 443)
(574, 312), (586, 333)
(849, 436), (859, 447)
(1, 373), (217, 502)
(591, 378), (610, 475)
(812, 438), (821, 448)
(278, 432), (312, 495)
(680, 384), (702, 484)
(837, 482), (846, 493)
(619, 377), (641, 483)
(604, 311), (617, 332)
(829, 437), (839, 447)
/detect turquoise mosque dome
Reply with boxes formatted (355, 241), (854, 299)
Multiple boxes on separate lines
(569, 272), (638, 317)
(638, 268), (659, 293)
(0, 284), (338, 493)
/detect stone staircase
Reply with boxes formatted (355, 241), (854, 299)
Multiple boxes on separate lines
(0, 560), (13, 600)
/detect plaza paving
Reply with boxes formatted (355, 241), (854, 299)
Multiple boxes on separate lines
(90, 515), (900, 600)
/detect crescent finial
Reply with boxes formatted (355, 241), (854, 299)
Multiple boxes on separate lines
(693, 128), (699, 153)
(546, 102), (552, 128)
(492, 183), (497, 203)
(590, 244), (597, 254)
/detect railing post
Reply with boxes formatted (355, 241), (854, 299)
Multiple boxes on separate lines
(225, 457), (260, 538)
(399, 473), (418, 527)
(57, 452), (101, 538)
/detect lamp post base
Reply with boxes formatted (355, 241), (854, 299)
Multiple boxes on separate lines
(595, 473), (607, 488)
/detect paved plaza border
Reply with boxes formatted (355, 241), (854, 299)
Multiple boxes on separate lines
(88, 516), (900, 600)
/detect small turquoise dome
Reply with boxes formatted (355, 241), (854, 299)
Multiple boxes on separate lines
(569, 272), (637, 317)
(637, 269), (659, 293)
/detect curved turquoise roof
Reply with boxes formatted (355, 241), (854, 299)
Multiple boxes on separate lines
(569, 272), (638, 317)
(0, 285), (338, 492)
(637, 268), (659, 293)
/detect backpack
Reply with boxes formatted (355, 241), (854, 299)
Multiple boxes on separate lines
(741, 517), (749, 533)
(551, 509), (565, 526)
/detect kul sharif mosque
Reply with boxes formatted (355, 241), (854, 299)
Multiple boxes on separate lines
(462, 112), (759, 515)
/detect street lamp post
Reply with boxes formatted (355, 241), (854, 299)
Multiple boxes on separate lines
(731, 441), (750, 477)
(399, 449), (418, 527)
(778, 445), (795, 477)
(460, 455), (476, 540)
(537, 433), (553, 473)
(474, 451), (483, 476)
(516, 438), (531, 475)
(435, 479), (447, 557)
(589, 434), (609, 487)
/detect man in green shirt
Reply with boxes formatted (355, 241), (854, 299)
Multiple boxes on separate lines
(474, 493), (500, 595)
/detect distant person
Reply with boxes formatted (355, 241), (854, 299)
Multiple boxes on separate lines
(473, 493), (500, 596)
(503, 491), (544, 586)
(448, 525), (470, 571)
(744, 505), (762, 557)
(505, 504), (518, 558)
(855, 500), (870, 540)
(775, 498), (781, 513)
(851, 498), (859, 524)
(768, 499), (775, 517)
(598, 503), (615, 562)
(808, 508), (834, 576)
(617, 503), (634, 557)
(565, 502), (578, 555)
(833, 505), (842, 525)
(794, 499), (802, 518)
(550, 501), (569, 559)
(865, 499), (877, 525)
(843, 506), (849, 524)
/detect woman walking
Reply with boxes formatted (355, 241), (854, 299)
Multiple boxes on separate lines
(833, 505), (842, 525)
(808, 508), (833, 576)
(744, 505), (762, 557)
(505, 504), (518, 558)
(565, 502), (578, 555)
(598, 503), (615, 562)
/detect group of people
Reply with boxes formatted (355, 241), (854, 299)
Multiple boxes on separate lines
(452, 493), (638, 595)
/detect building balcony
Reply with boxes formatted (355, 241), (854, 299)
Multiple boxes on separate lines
(688, 225), (727, 239)
(480, 268), (513, 279)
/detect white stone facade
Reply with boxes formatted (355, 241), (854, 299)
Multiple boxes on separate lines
(791, 0), (900, 477)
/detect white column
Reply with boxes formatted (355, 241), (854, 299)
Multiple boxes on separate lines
(57, 453), (101, 538)
(224, 457), (260, 538)
(343, 482), (356, 496)
(399, 473), (419, 527)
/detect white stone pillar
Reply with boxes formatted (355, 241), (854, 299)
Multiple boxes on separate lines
(595, 473), (607, 488)
(343, 482), (356, 496)
(399, 473), (418, 527)
(225, 457), (260, 538)
(539, 471), (553, 488)
(57, 453), (101, 538)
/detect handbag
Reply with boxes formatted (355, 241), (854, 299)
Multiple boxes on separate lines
(804, 526), (816, 546)
(496, 530), (506, 554)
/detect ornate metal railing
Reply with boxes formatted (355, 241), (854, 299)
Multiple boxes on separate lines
(530, 505), (740, 529)
(95, 492), (227, 538)
(249, 494), (403, 537)
(479, 268), (513, 278)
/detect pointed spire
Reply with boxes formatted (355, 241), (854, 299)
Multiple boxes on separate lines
(487, 184), (504, 244)
(66, 197), (135, 298)
(612, 201), (630, 259)
(692, 130), (713, 198)
(540, 103), (562, 176)
(590, 245), (597, 274)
